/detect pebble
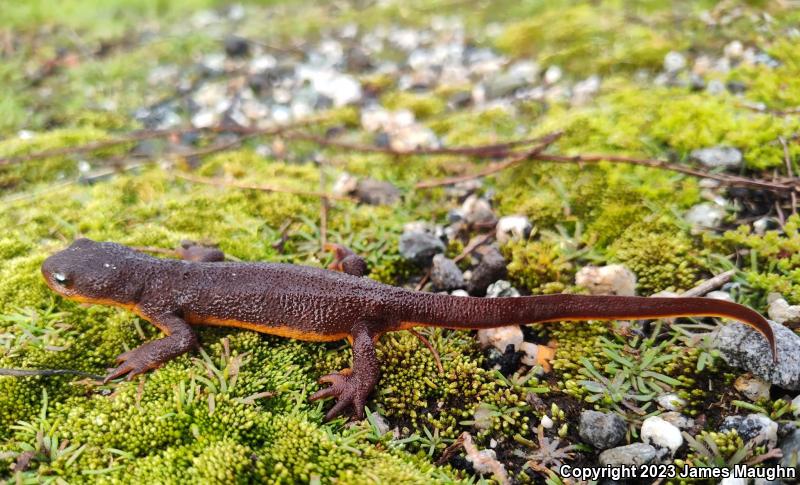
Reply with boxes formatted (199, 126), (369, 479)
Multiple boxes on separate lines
(767, 293), (800, 325)
(578, 410), (627, 450)
(399, 230), (445, 265)
(685, 203), (726, 229)
(540, 415), (554, 429)
(431, 255), (465, 291)
(664, 51), (687, 73)
(656, 393), (686, 412)
(714, 320), (800, 389)
(780, 429), (800, 478)
(706, 290), (733, 302)
(690, 146), (743, 170)
(485, 280), (520, 298)
(495, 215), (532, 245)
(519, 342), (555, 369)
(461, 195), (496, 227)
(720, 414), (778, 447)
(598, 443), (657, 467)
(467, 246), (508, 296)
(353, 179), (401, 205)
(543, 65), (562, 84)
(660, 412), (695, 430)
(734, 374), (772, 401)
(223, 35), (250, 57)
(575, 265), (636, 296)
(640, 416), (683, 457)
(477, 325), (523, 353)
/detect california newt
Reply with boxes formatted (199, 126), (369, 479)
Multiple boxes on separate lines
(41, 238), (776, 420)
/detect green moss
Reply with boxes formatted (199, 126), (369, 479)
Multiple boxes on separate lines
(382, 91), (446, 120)
(502, 239), (574, 294)
(608, 217), (704, 293)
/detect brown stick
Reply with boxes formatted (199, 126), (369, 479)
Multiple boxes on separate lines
(681, 270), (735, 297)
(407, 329), (444, 375)
(413, 132), (564, 188)
(174, 172), (355, 201)
(286, 131), (558, 158)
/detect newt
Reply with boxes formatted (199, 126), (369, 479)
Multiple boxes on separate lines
(41, 238), (776, 421)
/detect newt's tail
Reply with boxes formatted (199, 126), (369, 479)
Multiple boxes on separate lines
(396, 293), (776, 361)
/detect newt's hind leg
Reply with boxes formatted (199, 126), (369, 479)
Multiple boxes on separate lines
(324, 243), (367, 277)
(309, 322), (379, 421)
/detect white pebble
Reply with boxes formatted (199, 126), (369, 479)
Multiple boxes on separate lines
(641, 416), (683, 456)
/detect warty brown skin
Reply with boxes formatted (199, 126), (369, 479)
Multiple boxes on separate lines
(41, 238), (777, 421)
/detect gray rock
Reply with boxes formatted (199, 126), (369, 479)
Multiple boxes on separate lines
(486, 280), (520, 298)
(720, 414), (778, 447)
(767, 293), (800, 325)
(714, 320), (800, 389)
(354, 179), (401, 206)
(578, 411), (627, 450)
(399, 231), (445, 265)
(467, 246), (507, 296)
(461, 195), (496, 227)
(495, 215), (532, 245)
(685, 203), (726, 229)
(690, 146), (743, 170)
(781, 429), (800, 477)
(664, 51), (687, 73)
(224, 35), (250, 58)
(431, 255), (465, 291)
(598, 443), (657, 467)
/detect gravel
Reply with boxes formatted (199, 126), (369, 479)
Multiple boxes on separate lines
(578, 411), (627, 450)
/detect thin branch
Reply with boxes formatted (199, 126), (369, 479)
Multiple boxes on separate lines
(287, 131), (557, 158)
(414, 132), (563, 188)
(0, 368), (105, 380)
(779, 136), (798, 216)
(532, 153), (798, 193)
(407, 328), (444, 375)
(681, 270), (735, 297)
(174, 172), (355, 201)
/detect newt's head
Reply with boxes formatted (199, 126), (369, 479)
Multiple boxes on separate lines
(42, 238), (144, 305)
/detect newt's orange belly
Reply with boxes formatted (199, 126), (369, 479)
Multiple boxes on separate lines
(186, 312), (349, 342)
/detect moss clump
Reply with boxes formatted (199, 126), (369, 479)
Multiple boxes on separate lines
(495, 4), (674, 76)
(502, 239), (574, 294)
(716, 214), (800, 305)
(382, 91), (446, 120)
(608, 218), (703, 293)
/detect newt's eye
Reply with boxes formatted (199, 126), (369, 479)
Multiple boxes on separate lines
(53, 272), (69, 285)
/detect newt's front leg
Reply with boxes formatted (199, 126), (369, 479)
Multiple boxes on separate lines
(104, 313), (198, 382)
(309, 322), (380, 421)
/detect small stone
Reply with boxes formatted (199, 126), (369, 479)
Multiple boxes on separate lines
(641, 416), (683, 457)
(543, 65), (562, 84)
(720, 414), (778, 447)
(332, 173), (359, 196)
(572, 75), (601, 106)
(540, 415), (554, 429)
(734, 374), (772, 401)
(726, 80), (747, 94)
(707, 79), (726, 95)
(461, 195), (496, 227)
(720, 478), (746, 485)
(767, 293), (800, 325)
(224, 35), (250, 57)
(478, 325), (523, 353)
(724, 40), (744, 59)
(598, 443), (657, 467)
(656, 393), (686, 412)
(354, 179), (401, 206)
(780, 429), (800, 476)
(485, 344), (524, 376)
(685, 203), (726, 229)
(485, 280), (520, 298)
(660, 412), (695, 430)
(399, 231), (445, 265)
(495, 215), (532, 245)
(579, 411), (627, 450)
(431, 255), (465, 291)
(575, 265), (636, 296)
(706, 290), (733, 302)
(468, 246), (507, 296)
(690, 146), (743, 170)
(664, 51), (687, 73)
(714, 320), (800, 389)
(519, 342), (555, 369)
(451, 289), (470, 297)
